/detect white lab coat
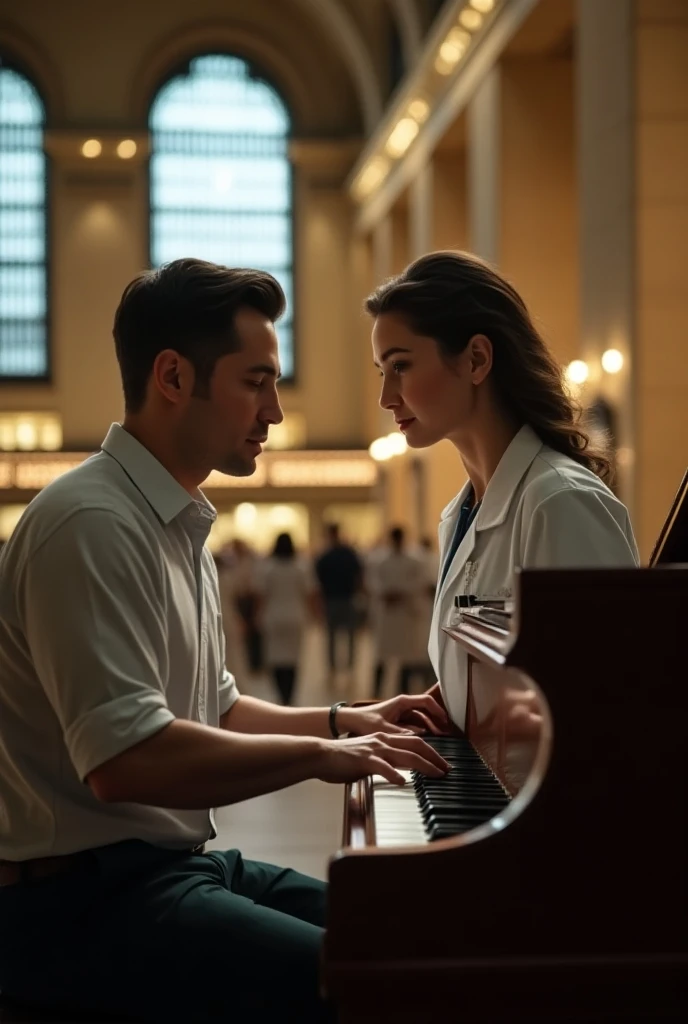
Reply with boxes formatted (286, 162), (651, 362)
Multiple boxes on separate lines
(429, 425), (640, 729)
(256, 556), (314, 666)
(368, 550), (428, 662)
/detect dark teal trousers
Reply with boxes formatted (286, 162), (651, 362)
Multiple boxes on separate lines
(0, 841), (334, 1023)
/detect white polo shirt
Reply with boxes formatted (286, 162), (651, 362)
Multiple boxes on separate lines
(0, 424), (240, 860)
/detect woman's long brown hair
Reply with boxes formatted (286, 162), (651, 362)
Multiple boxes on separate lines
(365, 250), (612, 482)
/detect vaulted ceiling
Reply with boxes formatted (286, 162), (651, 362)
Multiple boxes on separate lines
(0, 0), (441, 135)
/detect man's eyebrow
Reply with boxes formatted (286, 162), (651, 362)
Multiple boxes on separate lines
(373, 346), (411, 367)
(247, 364), (282, 380)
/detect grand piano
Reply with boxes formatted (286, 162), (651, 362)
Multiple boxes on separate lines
(324, 472), (688, 1023)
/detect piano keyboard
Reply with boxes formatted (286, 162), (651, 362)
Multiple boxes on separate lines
(373, 736), (511, 847)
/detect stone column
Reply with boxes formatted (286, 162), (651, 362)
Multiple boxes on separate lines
(577, 0), (636, 514)
(467, 65), (501, 263)
(43, 130), (149, 448)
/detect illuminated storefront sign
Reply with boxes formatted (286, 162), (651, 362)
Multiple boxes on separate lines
(0, 452), (378, 491)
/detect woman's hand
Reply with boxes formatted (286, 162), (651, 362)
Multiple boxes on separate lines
(315, 732), (450, 786)
(339, 692), (452, 738)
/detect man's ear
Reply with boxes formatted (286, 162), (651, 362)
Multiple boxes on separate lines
(467, 334), (493, 385)
(152, 350), (192, 404)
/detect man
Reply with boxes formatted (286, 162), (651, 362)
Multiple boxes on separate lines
(315, 522), (362, 678)
(0, 259), (450, 1024)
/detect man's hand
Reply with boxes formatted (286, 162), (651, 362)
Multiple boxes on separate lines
(315, 732), (450, 786)
(340, 692), (452, 738)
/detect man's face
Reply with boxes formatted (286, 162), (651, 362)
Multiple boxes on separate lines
(180, 307), (284, 478)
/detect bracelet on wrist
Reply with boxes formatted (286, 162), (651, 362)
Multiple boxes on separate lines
(329, 701), (349, 739)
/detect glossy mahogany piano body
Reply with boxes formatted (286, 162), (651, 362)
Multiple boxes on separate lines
(324, 566), (688, 1023)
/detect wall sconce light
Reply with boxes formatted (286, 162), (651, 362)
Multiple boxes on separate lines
(116, 139), (137, 159)
(81, 139), (102, 158)
(601, 349), (624, 374)
(565, 359), (590, 385)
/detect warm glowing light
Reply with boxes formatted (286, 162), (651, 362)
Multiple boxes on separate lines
(235, 503), (258, 528)
(435, 28), (471, 74)
(39, 421), (63, 451)
(601, 348), (624, 374)
(116, 139), (137, 159)
(385, 118), (420, 159)
(459, 8), (483, 30)
(81, 139), (102, 158)
(15, 422), (38, 451)
(0, 423), (16, 451)
(565, 359), (590, 385)
(369, 433), (408, 461)
(470, 0), (495, 13)
(269, 505), (297, 527)
(408, 98), (430, 123)
(385, 431), (408, 456)
(354, 156), (390, 199)
(270, 460), (377, 487)
(369, 438), (393, 462)
(15, 460), (82, 489)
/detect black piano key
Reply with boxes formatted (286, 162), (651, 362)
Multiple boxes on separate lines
(401, 735), (512, 842)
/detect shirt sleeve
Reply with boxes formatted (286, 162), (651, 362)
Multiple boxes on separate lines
(522, 488), (640, 569)
(19, 508), (176, 782)
(218, 667), (240, 717)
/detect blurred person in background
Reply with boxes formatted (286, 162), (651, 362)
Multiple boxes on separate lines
(227, 537), (263, 674)
(256, 531), (317, 705)
(214, 549), (249, 688)
(314, 522), (362, 680)
(369, 526), (427, 698)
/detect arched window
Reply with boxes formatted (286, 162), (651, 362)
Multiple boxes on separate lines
(0, 61), (47, 379)
(149, 55), (294, 378)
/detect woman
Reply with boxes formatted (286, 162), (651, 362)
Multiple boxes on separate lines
(367, 251), (639, 728)
(256, 532), (316, 706)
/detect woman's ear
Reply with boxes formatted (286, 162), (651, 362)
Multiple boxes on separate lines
(467, 334), (493, 385)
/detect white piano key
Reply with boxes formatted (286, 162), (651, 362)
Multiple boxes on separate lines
(371, 771), (429, 847)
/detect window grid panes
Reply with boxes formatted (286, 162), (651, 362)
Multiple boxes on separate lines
(0, 63), (47, 379)
(149, 55), (294, 378)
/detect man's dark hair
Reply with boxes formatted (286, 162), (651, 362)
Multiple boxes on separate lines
(113, 258), (286, 412)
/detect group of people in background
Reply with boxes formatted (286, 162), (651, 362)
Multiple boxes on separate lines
(214, 522), (438, 706)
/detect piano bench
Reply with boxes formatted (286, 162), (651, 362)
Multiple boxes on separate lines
(0, 994), (139, 1023)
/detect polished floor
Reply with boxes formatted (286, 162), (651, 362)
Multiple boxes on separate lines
(207, 626), (420, 881)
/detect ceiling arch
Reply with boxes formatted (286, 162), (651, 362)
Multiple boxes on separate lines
(130, 20), (344, 133)
(291, 0), (383, 132)
(0, 18), (65, 123)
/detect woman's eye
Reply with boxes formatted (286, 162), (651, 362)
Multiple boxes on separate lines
(392, 361), (409, 374)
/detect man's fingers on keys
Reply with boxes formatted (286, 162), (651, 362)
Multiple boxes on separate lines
(382, 734), (450, 775)
(403, 693), (452, 728)
(368, 757), (406, 786)
(401, 710), (443, 735)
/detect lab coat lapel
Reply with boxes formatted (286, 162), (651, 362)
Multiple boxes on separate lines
(431, 425), (544, 639)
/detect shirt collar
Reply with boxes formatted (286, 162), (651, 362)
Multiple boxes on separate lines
(100, 423), (216, 527)
(440, 424), (543, 529)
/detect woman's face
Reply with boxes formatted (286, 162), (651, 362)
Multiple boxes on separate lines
(372, 313), (483, 448)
